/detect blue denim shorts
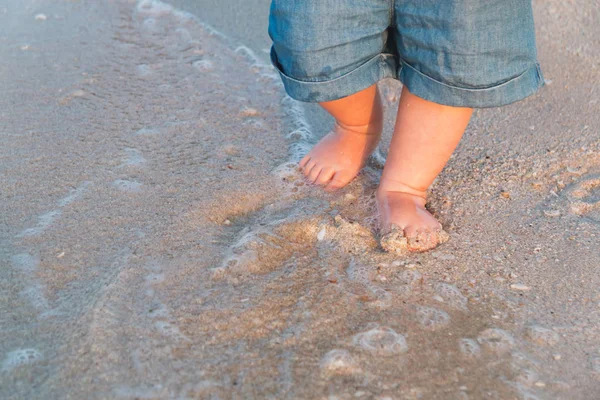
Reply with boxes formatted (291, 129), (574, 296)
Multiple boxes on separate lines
(268, 0), (544, 108)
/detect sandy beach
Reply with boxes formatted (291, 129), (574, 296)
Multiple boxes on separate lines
(1, 0), (599, 398)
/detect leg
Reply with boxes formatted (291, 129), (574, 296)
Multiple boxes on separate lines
(299, 83), (383, 191)
(378, 86), (472, 252)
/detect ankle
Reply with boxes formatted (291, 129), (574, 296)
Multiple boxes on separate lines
(335, 119), (383, 136)
(377, 179), (428, 201)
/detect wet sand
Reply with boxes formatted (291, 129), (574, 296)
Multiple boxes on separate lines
(1, 0), (599, 399)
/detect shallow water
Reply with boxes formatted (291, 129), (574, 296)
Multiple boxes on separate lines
(1, 0), (599, 399)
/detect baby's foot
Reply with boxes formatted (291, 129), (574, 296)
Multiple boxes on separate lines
(299, 121), (381, 191)
(376, 186), (449, 253)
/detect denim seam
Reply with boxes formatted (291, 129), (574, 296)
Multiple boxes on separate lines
(400, 59), (542, 93)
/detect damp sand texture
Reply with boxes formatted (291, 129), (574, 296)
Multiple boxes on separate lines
(2, 0), (600, 399)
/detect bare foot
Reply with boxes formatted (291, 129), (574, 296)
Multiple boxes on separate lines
(376, 186), (449, 253)
(299, 121), (381, 191)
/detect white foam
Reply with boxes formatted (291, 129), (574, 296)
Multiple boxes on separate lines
(20, 284), (51, 312)
(113, 179), (143, 192)
(136, 64), (153, 77)
(1, 348), (43, 371)
(10, 253), (39, 272)
(136, 0), (173, 17)
(433, 283), (468, 311)
(415, 306), (450, 330)
(477, 328), (515, 356)
(320, 349), (360, 377)
(192, 59), (214, 72)
(154, 320), (189, 341)
(524, 325), (560, 347)
(17, 182), (89, 237)
(353, 326), (408, 356)
(458, 338), (481, 358)
(121, 148), (146, 167)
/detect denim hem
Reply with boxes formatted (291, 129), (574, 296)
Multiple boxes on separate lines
(270, 47), (396, 103)
(398, 61), (545, 108)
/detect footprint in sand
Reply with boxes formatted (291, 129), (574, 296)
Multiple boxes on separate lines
(564, 174), (600, 222)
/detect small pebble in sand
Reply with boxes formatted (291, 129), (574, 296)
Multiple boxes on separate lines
(391, 260), (403, 267)
(543, 209), (561, 217)
(405, 263), (417, 269)
(35, 14), (47, 21)
(510, 283), (531, 291)
(71, 89), (87, 97)
(317, 227), (326, 241)
(553, 354), (562, 360)
(500, 191), (511, 199)
(344, 193), (356, 201)
(240, 107), (259, 117)
(223, 219), (231, 225)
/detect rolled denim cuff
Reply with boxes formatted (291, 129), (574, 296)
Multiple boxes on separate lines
(270, 47), (396, 103)
(398, 60), (545, 108)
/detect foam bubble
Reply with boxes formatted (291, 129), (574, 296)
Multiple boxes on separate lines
(121, 148), (146, 166)
(415, 306), (450, 330)
(136, 64), (153, 77)
(515, 369), (540, 388)
(477, 328), (515, 356)
(136, 0), (173, 17)
(154, 321), (189, 341)
(398, 270), (422, 285)
(590, 356), (600, 374)
(2, 348), (43, 371)
(113, 179), (143, 192)
(458, 338), (481, 358)
(320, 349), (361, 377)
(433, 283), (468, 311)
(192, 59), (214, 72)
(524, 325), (560, 347)
(17, 210), (61, 237)
(135, 127), (160, 135)
(353, 326), (408, 356)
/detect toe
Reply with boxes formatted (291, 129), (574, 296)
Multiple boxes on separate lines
(324, 172), (351, 192)
(302, 159), (317, 177)
(315, 167), (335, 186)
(299, 154), (311, 169)
(307, 165), (323, 183)
(408, 229), (439, 252)
(403, 225), (419, 240)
